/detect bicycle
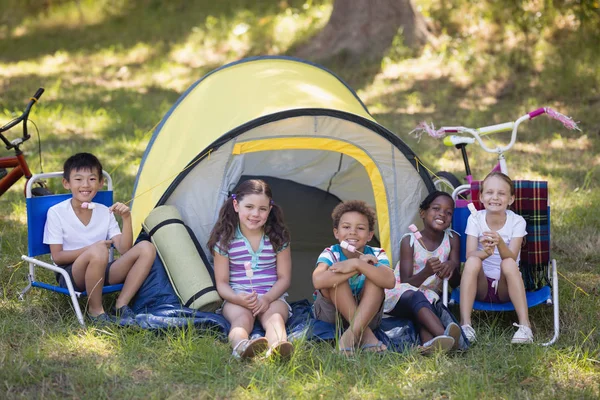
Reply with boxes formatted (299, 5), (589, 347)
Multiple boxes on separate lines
(411, 107), (580, 202)
(0, 88), (52, 197)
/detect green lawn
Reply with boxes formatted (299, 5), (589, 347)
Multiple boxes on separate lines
(1, 1), (599, 398)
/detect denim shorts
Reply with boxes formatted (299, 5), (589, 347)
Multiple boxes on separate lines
(56, 260), (116, 292)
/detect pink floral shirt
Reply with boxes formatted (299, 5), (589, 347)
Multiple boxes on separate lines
(384, 229), (455, 313)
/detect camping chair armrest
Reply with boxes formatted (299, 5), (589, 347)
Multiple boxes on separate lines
(21, 255), (81, 296)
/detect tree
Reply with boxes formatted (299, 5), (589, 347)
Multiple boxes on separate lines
(296, 0), (431, 62)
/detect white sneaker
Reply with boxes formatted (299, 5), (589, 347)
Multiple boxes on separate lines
(511, 323), (534, 344)
(444, 322), (461, 350)
(461, 324), (477, 343)
(419, 335), (455, 355)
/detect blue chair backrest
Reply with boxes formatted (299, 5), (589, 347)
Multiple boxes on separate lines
(27, 191), (114, 257)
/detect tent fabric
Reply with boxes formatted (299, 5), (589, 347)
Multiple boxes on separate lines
(131, 56), (434, 268)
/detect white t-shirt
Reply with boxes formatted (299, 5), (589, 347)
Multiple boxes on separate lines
(43, 199), (121, 253)
(465, 209), (527, 281)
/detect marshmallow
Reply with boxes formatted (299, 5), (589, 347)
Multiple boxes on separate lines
(340, 240), (356, 253)
(81, 202), (96, 209)
(467, 203), (478, 216)
(244, 261), (253, 278)
(408, 224), (426, 249)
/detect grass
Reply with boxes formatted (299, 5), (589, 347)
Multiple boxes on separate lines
(1, 0), (599, 398)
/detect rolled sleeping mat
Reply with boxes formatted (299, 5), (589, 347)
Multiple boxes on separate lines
(142, 205), (222, 312)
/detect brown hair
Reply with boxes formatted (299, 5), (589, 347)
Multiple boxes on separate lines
(331, 200), (376, 231)
(482, 171), (515, 195)
(207, 179), (290, 254)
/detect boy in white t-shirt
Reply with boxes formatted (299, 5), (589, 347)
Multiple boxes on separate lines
(43, 153), (155, 324)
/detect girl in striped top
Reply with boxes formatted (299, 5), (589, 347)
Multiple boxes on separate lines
(208, 179), (293, 359)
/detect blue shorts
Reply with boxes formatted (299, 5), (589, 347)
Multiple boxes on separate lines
(56, 260), (116, 292)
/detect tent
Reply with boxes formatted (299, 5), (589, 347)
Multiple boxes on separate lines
(131, 56), (434, 302)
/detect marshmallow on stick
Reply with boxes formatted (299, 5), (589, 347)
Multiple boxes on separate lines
(81, 202), (96, 209)
(244, 261), (254, 292)
(408, 224), (427, 249)
(467, 203), (482, 232)
(340, 240), (364, 255)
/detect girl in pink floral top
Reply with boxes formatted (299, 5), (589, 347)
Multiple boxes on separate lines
(384, 191), (462, 353)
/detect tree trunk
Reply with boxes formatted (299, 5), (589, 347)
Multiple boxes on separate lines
(296, 0), (431, 62)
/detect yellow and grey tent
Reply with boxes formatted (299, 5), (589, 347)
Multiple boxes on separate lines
(131, 56), (433, 301)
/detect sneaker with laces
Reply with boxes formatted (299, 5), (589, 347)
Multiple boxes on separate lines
(511, 323), (533, 344)
(461, 324), (477, 343)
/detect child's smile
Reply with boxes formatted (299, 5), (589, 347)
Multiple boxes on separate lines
(62, 168), (102, 207)
(421, 196), (454, 232)
(480, 176), (514, 212)
(234, 193), (272, 233)
(334, 211), (374, 255)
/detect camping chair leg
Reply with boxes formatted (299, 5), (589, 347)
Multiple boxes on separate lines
(18, 261), (36, 300)
(20, 255), (86, 327)
(542, 259), (559, 346)
(443, 278), (449, 306)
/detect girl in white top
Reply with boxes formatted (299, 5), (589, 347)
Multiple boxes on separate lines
(459, 172), (532, 344)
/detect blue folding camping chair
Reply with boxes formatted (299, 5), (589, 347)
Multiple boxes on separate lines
(19, 171), (123, 327)
(443, 180), (559, 346)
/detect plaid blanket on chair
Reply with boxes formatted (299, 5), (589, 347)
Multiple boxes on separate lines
(470, 180), (550, 291)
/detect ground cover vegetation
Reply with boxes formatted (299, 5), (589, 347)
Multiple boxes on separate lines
(1, 0), (599, 398)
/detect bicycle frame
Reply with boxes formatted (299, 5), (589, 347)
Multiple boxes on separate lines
(0, 88), (45, 197)
(417, 107), (580, 205)
(0, 152), (32, 197)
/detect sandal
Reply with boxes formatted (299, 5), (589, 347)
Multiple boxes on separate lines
(266, 340), (294, 359)
(232, 337), (269, 359)
(360, 340), (387, 354)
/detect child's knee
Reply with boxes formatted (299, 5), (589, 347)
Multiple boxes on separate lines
(463, 257), (482, 274)
(363, 278), (384, 296)
(85, 244), (109, 263)
(136, 241), (156, 257)
(501, 259), (520, 276)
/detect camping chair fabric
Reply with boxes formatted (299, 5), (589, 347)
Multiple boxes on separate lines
(444, 180), (559, 345)
(20, 172), (123, 327)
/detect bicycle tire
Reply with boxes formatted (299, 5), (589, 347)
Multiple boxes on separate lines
(433, 171), (462, 194)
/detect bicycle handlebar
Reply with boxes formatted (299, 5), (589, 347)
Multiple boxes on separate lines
(413, 107), (580, 154)
(0, 88), (44, 150)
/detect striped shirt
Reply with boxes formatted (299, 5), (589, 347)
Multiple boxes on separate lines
(214, 226), (289, 295)
(316, 244), (390, 295)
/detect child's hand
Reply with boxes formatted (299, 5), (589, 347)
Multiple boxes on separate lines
(359, 254), (378, 266)
(238, 291), (258, 310)
(436, 261), (454, 279)
(329, 262), (357, 274)
(479, 236), (495, 256)
(109, 202), (131, 218)
(252, 296), (270, 317)
(94, 239), (113, 249)
(482, 231), (500, 247)
(425, 257), (441, 274)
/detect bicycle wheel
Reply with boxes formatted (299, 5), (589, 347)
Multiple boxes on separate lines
(433, 171), (462, 194)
